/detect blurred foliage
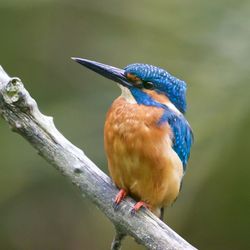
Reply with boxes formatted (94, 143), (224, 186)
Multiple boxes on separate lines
(0, 0), (250, 249)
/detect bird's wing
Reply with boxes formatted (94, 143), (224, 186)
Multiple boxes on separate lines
(158, 109), (194, 172)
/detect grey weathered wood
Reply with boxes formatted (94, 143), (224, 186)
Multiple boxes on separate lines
(111, 228), (126, 250)
(0, 66), (197, 250)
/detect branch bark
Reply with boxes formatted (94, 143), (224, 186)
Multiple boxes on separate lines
(0, 66), (197, 250)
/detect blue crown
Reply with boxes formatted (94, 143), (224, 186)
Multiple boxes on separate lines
(124, 63), (187, 113)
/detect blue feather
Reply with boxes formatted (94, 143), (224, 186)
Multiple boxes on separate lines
(129, 88), (164, 108)
(158, 110), (193, 171)
(124, 63), (187, 113)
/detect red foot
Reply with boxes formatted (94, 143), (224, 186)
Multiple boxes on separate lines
(113, 189), (127, 210)
(131, 201), (149, 215)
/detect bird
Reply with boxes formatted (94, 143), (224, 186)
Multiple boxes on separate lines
(72, 58), (193, 219)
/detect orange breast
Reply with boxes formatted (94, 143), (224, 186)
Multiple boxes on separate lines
(104, 96), (183, 216)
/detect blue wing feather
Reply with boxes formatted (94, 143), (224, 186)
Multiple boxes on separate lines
(158, 109), (193, 171)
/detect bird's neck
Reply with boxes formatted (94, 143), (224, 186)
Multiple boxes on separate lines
(119, 86), (181, 115)
(143, 89), (181, 115)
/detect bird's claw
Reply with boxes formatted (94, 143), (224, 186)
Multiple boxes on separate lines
(113, 202), (120, 211)
(113, 189), (127, 210)
(130, 201), (148, 216)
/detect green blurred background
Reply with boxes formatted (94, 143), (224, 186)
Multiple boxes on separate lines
(0, 0), (249, 249)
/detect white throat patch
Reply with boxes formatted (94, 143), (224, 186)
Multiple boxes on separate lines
(119, 85), (136, 104)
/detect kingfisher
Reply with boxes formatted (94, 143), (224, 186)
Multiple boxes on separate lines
(72, 58), (193, 219)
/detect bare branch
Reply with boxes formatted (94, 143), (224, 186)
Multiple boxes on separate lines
(0, 66), (197, 250)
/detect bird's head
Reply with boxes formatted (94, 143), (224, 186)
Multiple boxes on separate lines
(72, 58), (187, 113)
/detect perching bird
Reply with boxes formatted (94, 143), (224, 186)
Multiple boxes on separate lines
(72, 58), (193, 219)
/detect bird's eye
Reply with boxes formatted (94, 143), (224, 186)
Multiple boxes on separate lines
(143, 81), (154, 90)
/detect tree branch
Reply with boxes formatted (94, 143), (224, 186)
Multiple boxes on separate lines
(0, 66), (197, 250)
(111, 228), (126, 250)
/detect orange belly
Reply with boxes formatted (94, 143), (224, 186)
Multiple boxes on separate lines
(104, 96), (183, 216)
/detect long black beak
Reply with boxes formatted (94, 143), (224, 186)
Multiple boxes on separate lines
(71, 57), (132, 88)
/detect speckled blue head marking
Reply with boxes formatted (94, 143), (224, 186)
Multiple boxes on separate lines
(124, 63), (187, 113)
